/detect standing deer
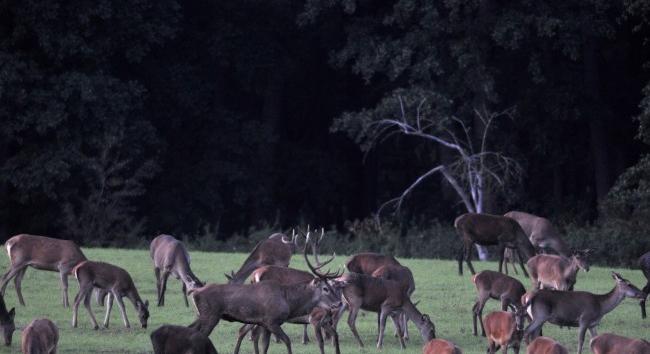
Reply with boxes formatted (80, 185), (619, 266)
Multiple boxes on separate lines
(150, 234), (204, 307)
(422, 339), (463, 354)
(72, 260), (149, 329)
(526, 253), (589, 291)
(0, 294), (15, 346)
(589, 333), (650, 354)
(21, 318), (58, 354)
(0, 234), (87, 307)
(526, 336), (568, 354)
(504, 211), (570, 256)
(337, 272), (435, 349)
(471, 270), (526, 337)
(151, 324), (218, 354)
(455, 213), (536, 276)
(638, 251), (650, 318)
(483, 309), (526, 354)
(225, 231), (301, 284)
(523, 272), (645, 354)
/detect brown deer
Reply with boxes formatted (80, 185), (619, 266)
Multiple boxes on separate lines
(0, 294), (15, 346)
(589, 333), (650, 354)
(336, 272), (435, 349)
(422, 339), (463, 354)
(371, 264), (416, 341)
(151, 324), (218, 354)
(527, 253), (589, 291)
(471, 270), (526, 337)
(189, 248), (341, 354)
(504, 211), (570, 257)
(21, 318), (58, 354)
(454, 213), (536, 276)
(0, 234), (87, 307)
(150, 234), (204, 307)
(225, 231), (301, 284)
(71, 260), (149, 329)
(483, 309), (526, 354)
(523, 272), (645, 354)
(526, 336), (568, 354)
(638, 251), (650, 318)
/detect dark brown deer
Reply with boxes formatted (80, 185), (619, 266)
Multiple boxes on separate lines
(527, 253), (589, 291)
(21, 318), (58, 354)
(225, 231), (301, 284)
(0, 234), (87, 307)
(337, 272), (435, 349)
(71, 260), (149, 329)
(504, 211), (570, 257)
(638, 251), (650, 318)
(483, 309), (526, 354)
(0, 294), (15, 346)
(471, 270), (526, 337)
(526, 336), (568, 354)
(151, 324), (218, 354)
(455, 213), (536, 276)
(523, 272), (645, 354)
(589, 333), (650, 354)
(422, 339), (463, 354)
(150, 234), (204, 307)
(189, 249), (341, 354)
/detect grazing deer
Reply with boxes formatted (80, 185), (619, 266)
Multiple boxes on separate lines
(638, 251), (650, 318)
(454, 213), (536, 276)
(150, 234), (204, 307)
(0, 234), (87, 307)
(504, 211), (570, 257)
(371, 264), (416, 341)
(589, 333), (650, 354)
(0, 294), (15, 346)
(21, 318), (58, 354)
(526, 253), (589, 291)
(225, 231), (301, 284)
(526, 336), (568, 354)
(471, 270), (526, 337)
(71, 261), (149, 329)
(337, 272), (435, 349)
(422, 339), (463, 354)
(483, 309), (526, 354)
(151, 324), (218, 354)
(523, 272), (645, 354)
(189, 248), (341, 354)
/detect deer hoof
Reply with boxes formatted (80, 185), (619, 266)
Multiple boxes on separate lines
(93, 325), (99, 330)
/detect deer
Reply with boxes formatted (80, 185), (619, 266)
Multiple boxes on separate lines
(522, 272), (646, 354)
(21, 318), (58, 354)
(454, 213), (536, 277)
(189, 245), (341, 354)
(526, 336), (568, 354)
(71, 260), (150, 330)
(483, 309), (526, 354)
(471, 270), (527, 337)
(526, 253), (589, 291)
(589, 333), (650, 354)
(336, 271), (435, 349)
(150, 234), (204, 307)
(151, 324), (218, 354)
(638, 251), (650, 318)
(371, 264), (416, 341)
(225, 230), (301, 284)
(503, 248), (519, 276)
(0, 294), (15, 346)
(422, 339), (463, 354)
(504, 211), (570, 257)
(0, 234), (87, 307)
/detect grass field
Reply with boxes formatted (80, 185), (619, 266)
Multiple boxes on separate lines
(0, 248), (648, 353)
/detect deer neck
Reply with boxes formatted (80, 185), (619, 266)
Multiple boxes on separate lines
(564, 258), (579, 277)
(176, 263), (201, 288)
(596, 285), (626, 316)
(401, 299), (431, 339)
(126, 289), (144, 309)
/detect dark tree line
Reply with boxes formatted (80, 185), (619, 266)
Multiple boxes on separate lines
(0, 0), (649, 243)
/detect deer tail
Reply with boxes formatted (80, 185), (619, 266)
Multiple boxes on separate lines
(72, 261), (89, 279)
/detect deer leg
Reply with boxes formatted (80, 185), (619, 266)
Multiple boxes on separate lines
(103, 291), (114, 328)
(72, 283), (93, 328)
(154, 267), (161, 305)
(464, 242), (476, 275)
(267, 324), (292, 354)
(313, 322), (326, 354)
(13, 267), (27, 307)
(113, 291), (130, 328)
(641, 282), (650, 319)
(523, 317), (545, 345)
(234, 324), (253, 354)
(252, 326), (263, 354)
(158, 270), (170, 307)
(302, 323), (309, 344)
(59, 270), (70, 308)
(83, 286), (99, 330)
(376, 307), (391, 349)
(347, 305), (364, 348)
(182, 282), (189, 307)
(0, 263), (28, 302)
(516, 249), (530, 278)
(260, 327), (271, 354)
(498, 244), (506, 273)
(474, 294), (489, 336)
(457, 245), (465, 276)
(389, 312), (401, 339)
(577, 324), (588, 354)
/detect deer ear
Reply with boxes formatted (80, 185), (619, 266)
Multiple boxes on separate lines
(8, 308), (14, 320)
(224, 273), (232, 280)
(612, 271), (623, 281)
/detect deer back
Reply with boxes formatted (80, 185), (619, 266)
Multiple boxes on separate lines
(228, 234), (294, 283)
(251, 265), (313, 284)
(483, 311), (518, 346)
(74, 261), (135, 291)
(422, 339), (462, 354)
(21, 318), (58, 354)
(5, 234), (86, 270)
(473, 270), (525, 303)
(505, 211), (569, 256)
(345, 252), (401, 274)
(590, 333), (650, 354)
(151, 324), (217, 354)
(526, 336), (568, 354)
(340, 272), (402, 312)
(371, 264), (415, 295)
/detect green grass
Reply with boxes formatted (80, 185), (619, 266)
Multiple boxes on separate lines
(0, 248), (647, 353)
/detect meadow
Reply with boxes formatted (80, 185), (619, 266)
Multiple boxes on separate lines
(0, 248), (647, 353)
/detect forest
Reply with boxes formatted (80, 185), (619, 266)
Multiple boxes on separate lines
(1, 0), (650, 263)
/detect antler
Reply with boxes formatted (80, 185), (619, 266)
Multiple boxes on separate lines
(281, 229), (300, 246)
(304, 237), (340, 280)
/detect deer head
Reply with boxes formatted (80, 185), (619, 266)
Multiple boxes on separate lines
(612, 272), (645, 300)
(0, 308), (14, 346)
(137, 300), (150, 328)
